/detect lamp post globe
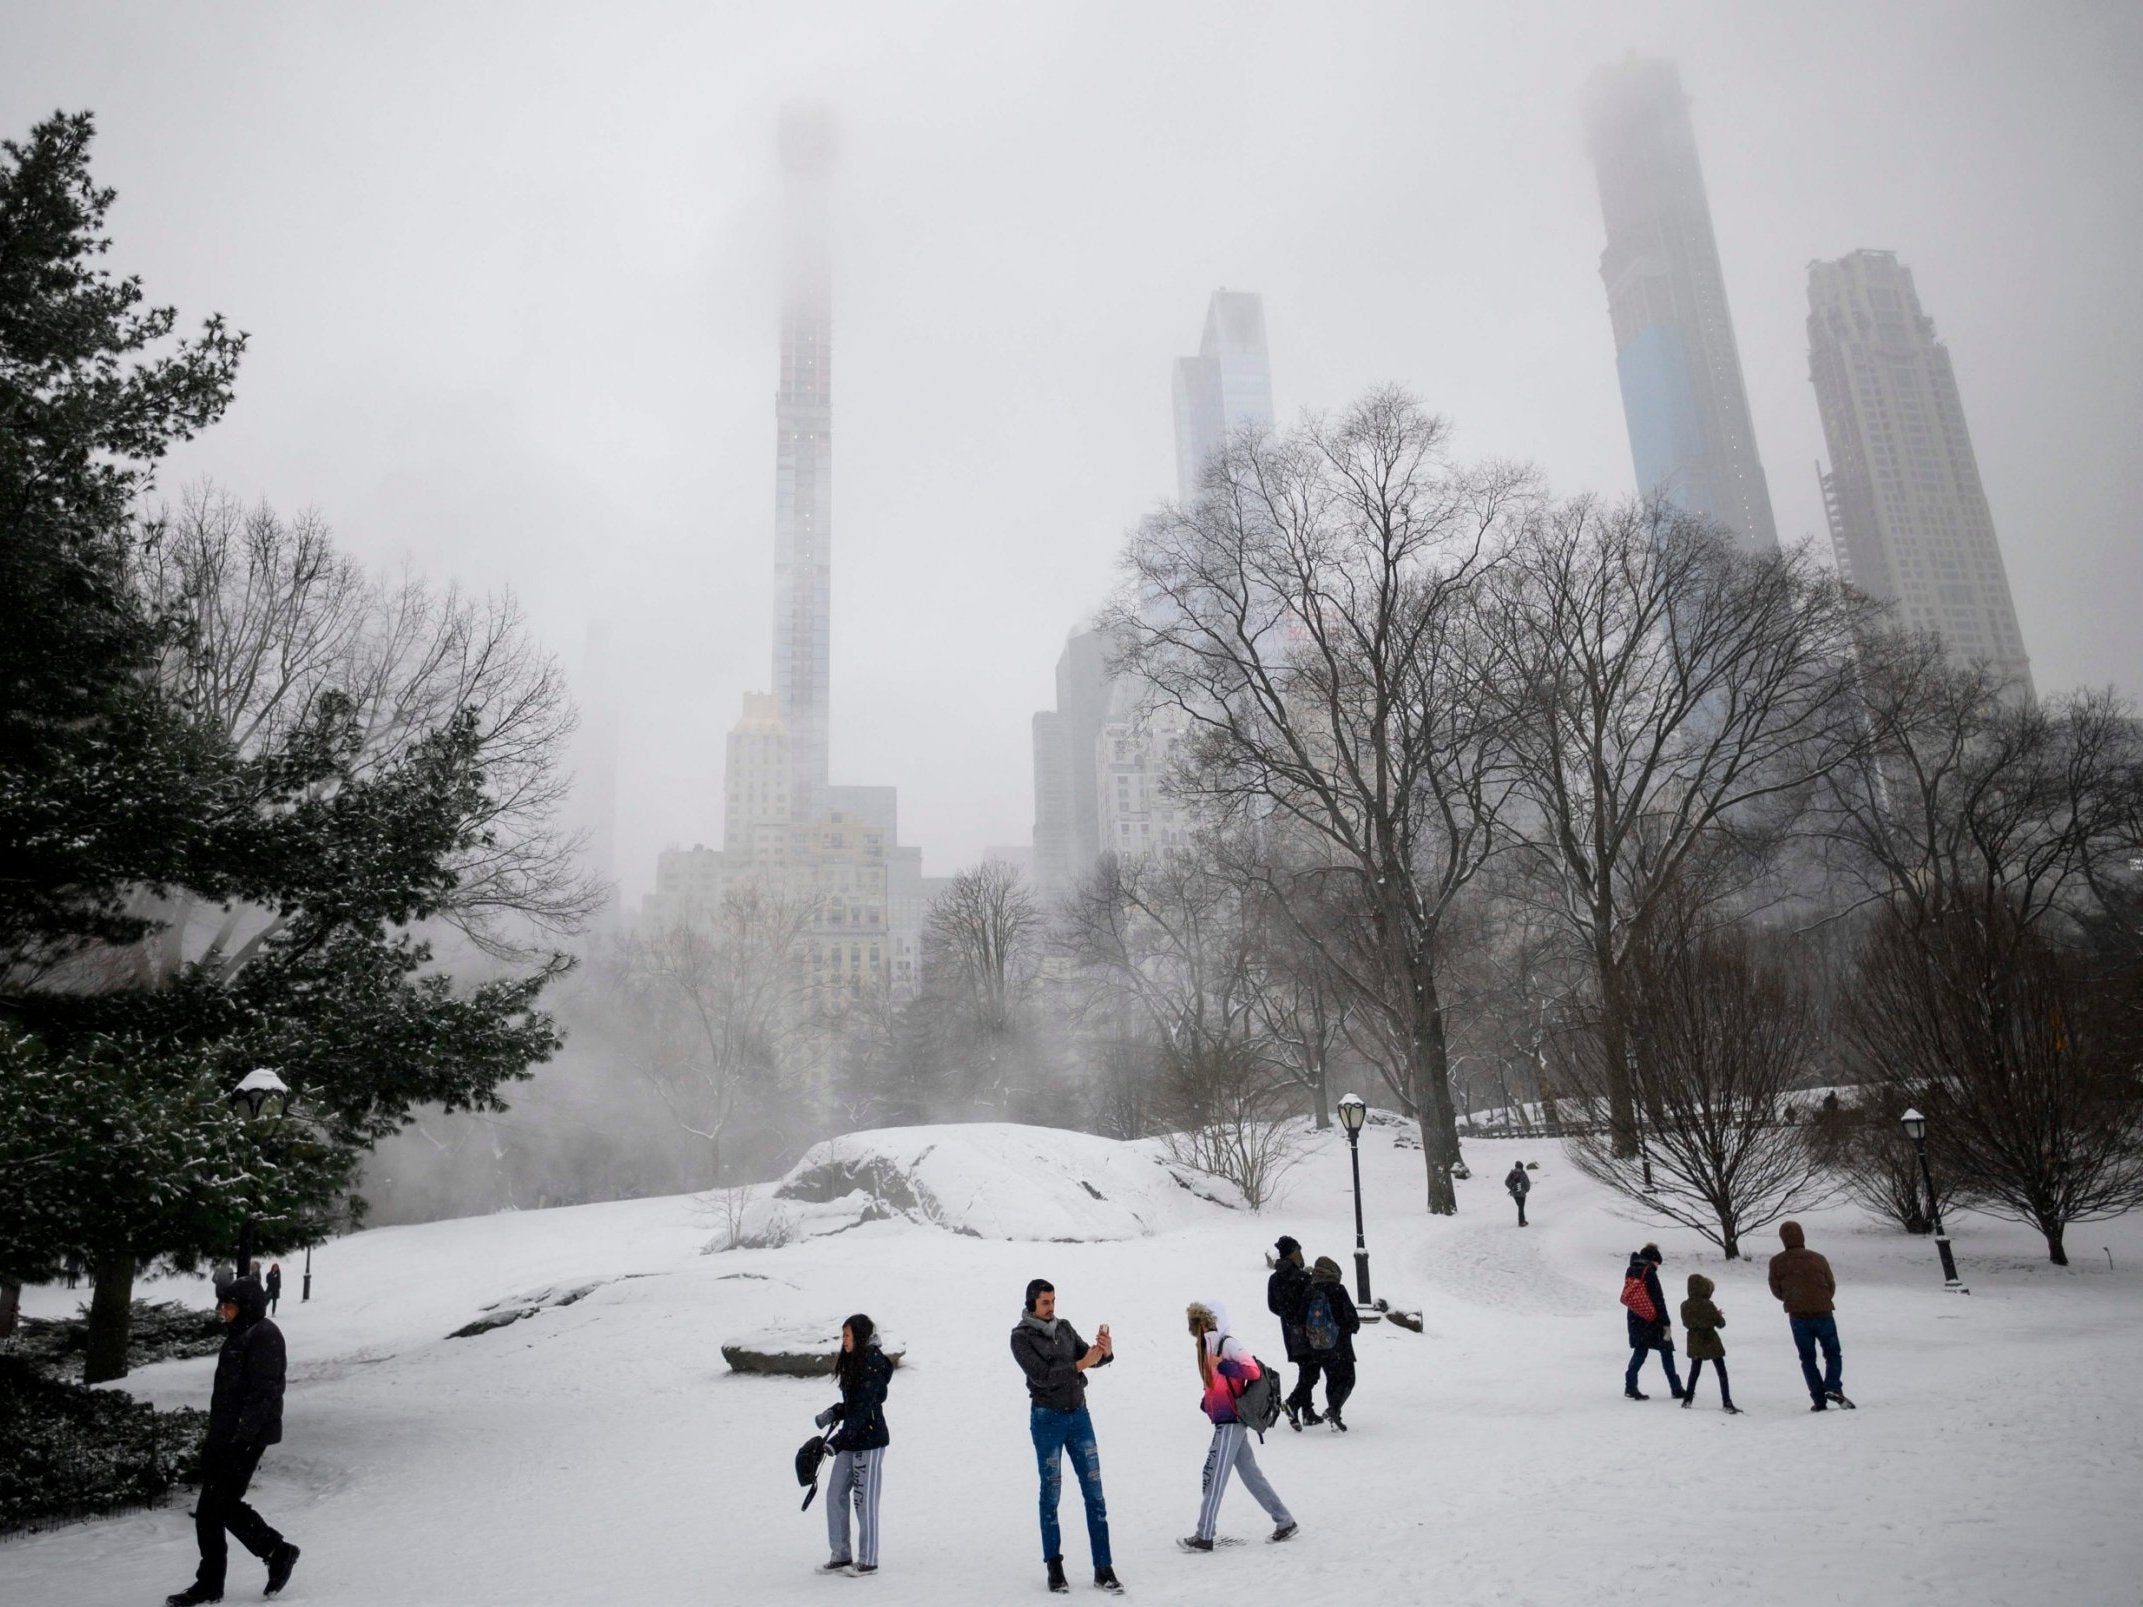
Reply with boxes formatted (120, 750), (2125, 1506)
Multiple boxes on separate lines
(1899, 1107), (1926, 1144)
(1336, 1094), (1373, 1307)
(227, 1069), (292, 1281)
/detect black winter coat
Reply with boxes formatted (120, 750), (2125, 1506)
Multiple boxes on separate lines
(1624, 1257), (1673, 1350)
(829, 1344), (893, 1452)
(1267, 1260), (1313, 1362)
(1304, 1275), (1361, 1362)
(1010, 1315), (1108, 1412)
(206, 1283), (285, 1449)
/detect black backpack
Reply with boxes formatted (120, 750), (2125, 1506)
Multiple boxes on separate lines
(1225, 1340), (1286, 1440)
(795, 1434), (830, 1510)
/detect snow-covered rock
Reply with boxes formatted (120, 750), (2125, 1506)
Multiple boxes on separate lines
(709, 1123), (1247, 1250)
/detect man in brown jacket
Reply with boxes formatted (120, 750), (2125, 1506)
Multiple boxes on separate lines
(1768, 1221), (1853, 1411)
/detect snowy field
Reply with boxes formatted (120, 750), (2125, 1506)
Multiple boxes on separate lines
(10, 1119), (2142, 1607)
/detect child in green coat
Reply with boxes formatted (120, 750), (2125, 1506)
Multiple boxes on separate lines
(1680, 1274), (1740, 1414)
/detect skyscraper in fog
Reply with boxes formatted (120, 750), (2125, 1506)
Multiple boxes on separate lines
(1808, 250), (2032, 694)
(1172, 290), (1275, 503)
(773, 106), (835, 818)
(1583, 56), (1778, 552)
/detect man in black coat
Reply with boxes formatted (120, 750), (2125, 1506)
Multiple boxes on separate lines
(1504, 1163), (1531, 1226)
(1266, 1235), (1319, 1428)
(166, 1276), (300, 1605)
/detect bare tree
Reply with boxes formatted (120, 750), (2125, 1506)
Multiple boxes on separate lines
(129, 486), (602, 972)
(624, 882), (813, 1183)
(1110, 387), (1532, 1214)
(922, 859), (1046, 1114)
(1559, 898), (1837, 1258)
(1841, 897), (2143, 1265)
(1482, 496), (1875, 1155)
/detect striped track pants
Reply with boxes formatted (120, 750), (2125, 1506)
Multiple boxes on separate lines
(826, 1447), (885, 1568)
(1195, 1423), (1292, 1542)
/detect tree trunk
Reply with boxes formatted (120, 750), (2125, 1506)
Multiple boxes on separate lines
(1599, 948), (1638, 1158)
(1412, 967), (1459, 1216)
(0, 1280), (19, 1339)
(84, 1251), (136, 1384)
(2043, 1217), (2068, 1266)
(1311, 1075), (1331, 1131)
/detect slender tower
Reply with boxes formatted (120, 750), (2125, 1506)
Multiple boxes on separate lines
(1171, 290), (1275, 504)
(773, 106), (835, 819)
(1808, 251), (2032, 694)
(1583, 57), (1778, 552)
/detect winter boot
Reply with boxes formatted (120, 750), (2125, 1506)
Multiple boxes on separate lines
(1624, 1387), (1649, 1401)
(1825, 1389), (1856, 1410)
(1679, 1389), (1695, 1409)
(1269, 1521), (1300, 1543)
(1177, 1535), (1215, 1553)
(164, 1590), (221, 1606)
(1284, 1399), (1302, 1431)
(1045, 1555), (1069, 1593)
(1722, 1401), (1743, 1414)
(1809, 1400), (1828, 1412)
(1095, 1566), (1124, 1593)
(265, 1543), (301, 1597)
(1299, 1405), (1323, 1426)
(1326, 1406), (1347, 1433)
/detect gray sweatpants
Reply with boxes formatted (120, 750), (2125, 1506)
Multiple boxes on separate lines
(1194, 1422), (1292, 1541)
(826, 1447), (884, 1568)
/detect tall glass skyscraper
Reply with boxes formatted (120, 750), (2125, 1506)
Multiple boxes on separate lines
(773, 106), (835, 818)
(1584, 57), (1778, 553)
(1808, 250), (2032, 694)
(1172, 290), (1275, 504)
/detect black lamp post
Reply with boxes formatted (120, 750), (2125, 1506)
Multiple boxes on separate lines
(227, 1068), (290, 1282)
(1900, 1108), (1963, 1289)
(1337, 1093), (1373, 1307)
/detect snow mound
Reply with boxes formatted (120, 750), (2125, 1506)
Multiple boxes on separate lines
(712, 1123), (1246, 1250)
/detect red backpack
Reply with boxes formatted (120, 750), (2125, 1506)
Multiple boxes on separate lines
(1619, 1271), (1656, 1321)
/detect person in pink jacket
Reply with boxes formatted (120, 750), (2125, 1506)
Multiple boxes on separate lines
(1178, 1300), (1298, 1552)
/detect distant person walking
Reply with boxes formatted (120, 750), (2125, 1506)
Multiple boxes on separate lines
(1505, 1163), (1531, 1227)
(64, 1250), (82, 1290)
(1265, 1235), (1318, 1428)
(1179, 1301), (1297, 1552)
(1621, 1244), (1684, 1401)
(1768, 1221), (1853, 1411)
(1010, 1278), (1123, 1594)
(1305, 1257), (1360, 1431)
(1679, 1273), (1739, 1414)
(264, 1262), (282, 1315)
(816, 1312), (892, 1575)
(164, 1276), (300, 1605)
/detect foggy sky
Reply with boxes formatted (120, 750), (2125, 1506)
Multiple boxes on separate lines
(7, 1), (2139, 900)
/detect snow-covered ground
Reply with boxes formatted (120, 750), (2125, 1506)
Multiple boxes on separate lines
(11, 1119), (2141, 1605)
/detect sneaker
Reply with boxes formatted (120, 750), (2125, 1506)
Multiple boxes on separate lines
(265, 1543), (301, 1597)
(1624, 1388), (1649, 1401)
(1326, 1407), (1347, 1433)
(1825, 1389), (1856, 1410)
(164, 1591), (221, 1606)
(1669, 1387), (1687, 1400)
(1284, 1401), (1302, 1432)
(1046, 1555), (1069, 1593)
(1722, 1403), (1743, 1415)
(820, 1558), (854, 1573)
(1679, 1393), (1694, 1409)
(1809, 1401), (1828, 1412)
(855, 1564), (877, 1575)
(1299, 1406), (1324, 1426)
(1095, 1566), (1124, 1593)
(1269, 1521), (1300, 1544)
(1177, 1536), (1215, 1553)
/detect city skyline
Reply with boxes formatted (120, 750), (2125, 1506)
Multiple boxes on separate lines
(21, 5), (2134, 893)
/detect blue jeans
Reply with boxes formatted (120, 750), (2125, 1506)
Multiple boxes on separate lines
(1030, 1406), (1111, 1568)
(1625, 1337), (1683, 1396)
(1790, 1315), (1843, 1402)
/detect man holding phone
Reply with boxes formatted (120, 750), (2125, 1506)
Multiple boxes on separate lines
(1010, 1278), (1122, 1595)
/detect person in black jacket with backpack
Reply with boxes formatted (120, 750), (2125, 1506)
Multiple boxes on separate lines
(165, 1275), (300, 1605)
(1621, 1243), (1685, 1402)
(817, 1313), (892, 1576)
(1265, 1236), (1319, 1428)
(1304, 1257), (1361, 1430)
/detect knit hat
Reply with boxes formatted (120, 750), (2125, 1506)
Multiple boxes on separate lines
(1311, 1256), (1343, 1282)
(1274, 1235), (1301, 1258)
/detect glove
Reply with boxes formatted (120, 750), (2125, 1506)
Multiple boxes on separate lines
(814, 1403), (843, 1430)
